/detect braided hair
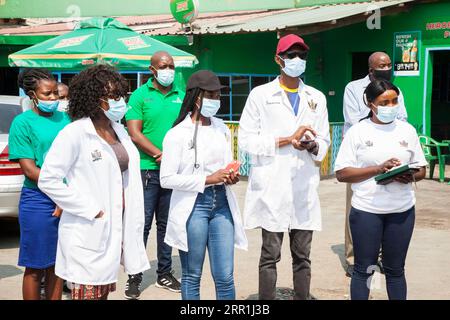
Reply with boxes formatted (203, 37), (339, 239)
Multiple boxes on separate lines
(68, 64), (129, 121)
(17, 68), (55, 97)
(172, 87), (205, 170)
(172, 87), (202, 128)
(361, 79), (400, 121)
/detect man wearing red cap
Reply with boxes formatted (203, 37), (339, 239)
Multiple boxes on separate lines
(238, 34), (330, 300)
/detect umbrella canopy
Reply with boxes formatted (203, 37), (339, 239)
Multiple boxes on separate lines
(8, 17), (198, 70)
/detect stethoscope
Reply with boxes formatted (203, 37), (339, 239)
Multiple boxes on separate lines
(189, 124), (201, 171)
(189, 103), (202, 172)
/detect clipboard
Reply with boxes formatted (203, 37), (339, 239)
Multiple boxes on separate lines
(374, 163), (420, 185)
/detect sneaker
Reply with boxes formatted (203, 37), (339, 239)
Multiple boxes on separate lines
(155, 271), (181, 293)
(124, 273), (143, 300)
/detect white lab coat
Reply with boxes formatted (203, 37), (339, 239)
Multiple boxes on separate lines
(238, 78), (330, 232)
(38, 117), (150, 285)
(343, 75), (408, 134)
(160, 115), (248, 252)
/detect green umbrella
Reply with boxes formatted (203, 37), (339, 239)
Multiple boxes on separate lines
(8, 17), (198, 70)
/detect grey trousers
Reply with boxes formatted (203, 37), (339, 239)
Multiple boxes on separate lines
(258, 228), (313, 300)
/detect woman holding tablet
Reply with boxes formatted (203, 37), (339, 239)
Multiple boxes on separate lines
(334, 79), (427, 300)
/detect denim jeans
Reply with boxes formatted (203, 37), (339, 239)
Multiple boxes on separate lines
(179, 185), (235, 300)
(349, 206), (415, 300)
(141, 170), (173, 276)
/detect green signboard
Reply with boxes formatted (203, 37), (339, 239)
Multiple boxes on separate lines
(424, 19), (450, 42)
(393, 31), (421, 77)
(170, 0), (199, 24)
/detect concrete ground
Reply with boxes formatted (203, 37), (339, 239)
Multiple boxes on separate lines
(0, 173), (449, 300)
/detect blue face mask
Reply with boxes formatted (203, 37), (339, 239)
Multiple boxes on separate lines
(375, 104), (399, 123)
(200, 98), (220, 118)
(101, 98), (128, 122)
(35, 99), (59, 113)
(280, 56), (307, 78)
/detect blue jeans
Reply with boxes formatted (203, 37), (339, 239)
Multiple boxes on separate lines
(141, 170), (173, 276)
(349, 206), (415, 300)
(179, 185), (235, 300)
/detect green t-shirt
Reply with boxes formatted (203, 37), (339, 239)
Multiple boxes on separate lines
(125, 78), (185, 170)
(8, 110), (71, 189)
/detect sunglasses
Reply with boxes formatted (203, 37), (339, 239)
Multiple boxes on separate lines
(280, 50), (308, 60)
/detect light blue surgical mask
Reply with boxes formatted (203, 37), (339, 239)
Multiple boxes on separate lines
(155, 69), (175, 87)
(101, 97), (128, 122)
(280, 56), (307, 78)
(35, 99), (59, 113)
(200, 98), (220, 118)
(375, 104), (399, 123)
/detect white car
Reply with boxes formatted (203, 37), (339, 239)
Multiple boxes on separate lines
(0, 95), (32, 218)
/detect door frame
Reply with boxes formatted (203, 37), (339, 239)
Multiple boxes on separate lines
(422, 46), (450, 134)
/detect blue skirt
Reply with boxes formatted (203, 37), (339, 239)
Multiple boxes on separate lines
(18, 187), (59, 269)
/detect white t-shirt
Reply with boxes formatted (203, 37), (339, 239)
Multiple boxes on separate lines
(198, 124), (227, 176)
(334, 119), (427, 214)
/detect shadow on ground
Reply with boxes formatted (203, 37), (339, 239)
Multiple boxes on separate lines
(331, 243), (348, 274)
(245, 288), (319, 300)
(0, 264), (22, 279)
(139, 256), (183, 292)
(246, 287), (295, 300)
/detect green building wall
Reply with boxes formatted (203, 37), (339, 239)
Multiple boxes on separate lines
(179, 0), (450, 134)
(318, 0), (450, 134)
(2, 0), (449, 135)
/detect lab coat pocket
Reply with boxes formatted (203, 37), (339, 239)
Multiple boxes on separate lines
(249, 165), (269, 191)
(302, 109), (317, 127)
(77, 216), (109, 252)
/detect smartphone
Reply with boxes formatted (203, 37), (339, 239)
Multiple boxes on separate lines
(225, 160), (241, 172)
(300, 133), (315, 145)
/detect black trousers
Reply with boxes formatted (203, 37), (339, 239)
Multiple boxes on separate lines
(258, 228), (313, 300)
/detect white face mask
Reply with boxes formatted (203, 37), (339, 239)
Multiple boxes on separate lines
(101, 97), (128, 122)
(57, 100), (69, 112)
(155, 69), (175, 87)
(375, 104), (399, 123)
(280, 56), (307, 78)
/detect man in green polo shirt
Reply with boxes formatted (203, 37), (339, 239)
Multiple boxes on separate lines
(124, 51), (184, 299)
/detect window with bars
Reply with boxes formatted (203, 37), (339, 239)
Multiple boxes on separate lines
(52, 72), (281, 119)
(54, 71), (150, 98)
(217, 74), (278, 121)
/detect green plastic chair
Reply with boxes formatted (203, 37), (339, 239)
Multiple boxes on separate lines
(418, 135), (450, 183)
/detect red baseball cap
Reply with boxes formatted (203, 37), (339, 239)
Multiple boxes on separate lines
(276, 34), (309, 55)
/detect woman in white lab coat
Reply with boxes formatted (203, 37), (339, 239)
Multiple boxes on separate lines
(160, 70), (248, 300)
(38, 65), (150, 300)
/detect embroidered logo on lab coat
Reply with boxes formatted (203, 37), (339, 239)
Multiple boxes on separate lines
(365, 140), (374, 147)
(399, 140), (408, 148)
(307, 99), (317, 112)
(305, 91), (317, 112)
(91, 150), (102, 162)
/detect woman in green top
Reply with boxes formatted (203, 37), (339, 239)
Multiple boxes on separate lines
(8, 68), (70, 300)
